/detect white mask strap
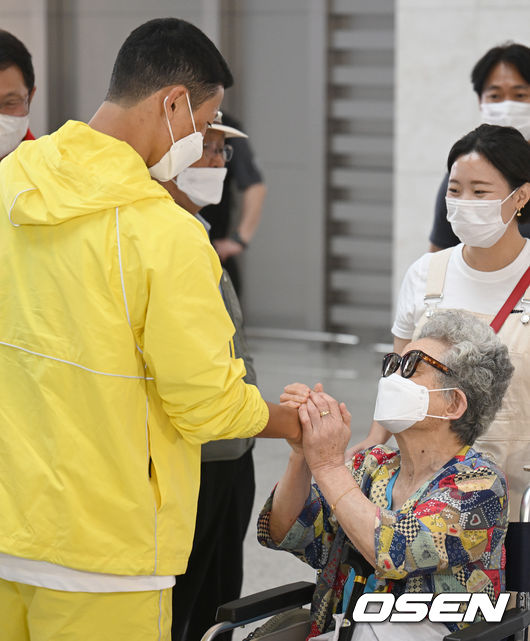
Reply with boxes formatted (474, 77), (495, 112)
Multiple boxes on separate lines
(163, 96), (176, 145)
(501, 187), (518, 205)
(426, 387), (459, 421)
(163, 93), (197, 143)
(185, 92), (197, 133)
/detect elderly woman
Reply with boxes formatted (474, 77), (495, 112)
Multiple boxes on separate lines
(258, 311), (513, 641)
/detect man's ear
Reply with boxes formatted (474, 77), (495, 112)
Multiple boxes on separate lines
(446, 388), (468, 421)
(164, 85), (188, 117)
(28, 86), (36, 106)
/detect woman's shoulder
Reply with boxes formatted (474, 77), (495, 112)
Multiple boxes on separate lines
(430, 446), (508, 498)
(460, 446), (508, 483)
(396, 250), (442, 308)
(403, 246), (462, 287)
(402, 250), (432, 284)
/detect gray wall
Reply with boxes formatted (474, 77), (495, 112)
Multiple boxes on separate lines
(48, 0), (207, 129)
(221, 1), (327, 331)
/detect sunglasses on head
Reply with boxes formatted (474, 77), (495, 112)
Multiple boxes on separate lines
(382, 349), (454, 379)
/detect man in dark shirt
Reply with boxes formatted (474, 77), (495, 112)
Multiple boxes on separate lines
(202, 112), (266, 294)
(430, 43), (530, 250)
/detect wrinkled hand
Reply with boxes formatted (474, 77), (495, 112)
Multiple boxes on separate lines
(298, 391), (351, 477)
(280, 382), (323, 409)
(213, 238), (244, 262)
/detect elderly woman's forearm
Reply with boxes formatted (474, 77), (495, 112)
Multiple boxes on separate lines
(269, 450), (312, 544)
(313, 465), (378, 566)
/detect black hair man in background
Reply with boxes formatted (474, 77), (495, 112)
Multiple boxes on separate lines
(429, 42), (530, 251)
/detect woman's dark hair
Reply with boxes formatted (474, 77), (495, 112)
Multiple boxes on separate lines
(447, 124), (530, 222)
(106, 18), (233, 108)
(471, 42), (530, 97)
(0, 29), (34, 92)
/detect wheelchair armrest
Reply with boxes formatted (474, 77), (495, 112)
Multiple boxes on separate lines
(442, 608), (530, 641)
(215, 581), (315, 623)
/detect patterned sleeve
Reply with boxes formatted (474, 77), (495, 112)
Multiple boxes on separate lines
(374, 465), (508, 581)
(256, 447), (396, 571)
(257, 483), (339, 570)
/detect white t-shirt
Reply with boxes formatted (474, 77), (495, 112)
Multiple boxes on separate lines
(0, 553), (175, 592)
(392, 241), (530, 340)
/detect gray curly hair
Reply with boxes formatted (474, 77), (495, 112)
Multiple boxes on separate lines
(418, 310), (514, 445)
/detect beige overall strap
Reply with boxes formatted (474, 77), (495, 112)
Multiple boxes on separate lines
(424, 247), (454, 302)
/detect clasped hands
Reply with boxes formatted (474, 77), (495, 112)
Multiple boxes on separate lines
(281, 382), (352, 476)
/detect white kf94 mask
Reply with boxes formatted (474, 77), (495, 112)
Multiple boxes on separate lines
(373, 373), (456, 434)
(175, 167), (227, 208)
(148, 93), (203, 182)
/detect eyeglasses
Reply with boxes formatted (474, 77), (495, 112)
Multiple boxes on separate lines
(0, 95), (30, 116)
(203, 142), (233, 162)
(382, 350), (454, 379)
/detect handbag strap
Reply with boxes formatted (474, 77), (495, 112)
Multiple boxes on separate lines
(490, 266), (530, 333)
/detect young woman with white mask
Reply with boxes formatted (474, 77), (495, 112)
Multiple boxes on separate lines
(351, 124), (530, 521)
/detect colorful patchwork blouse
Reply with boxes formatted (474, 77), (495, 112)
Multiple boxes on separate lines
(257, 445), (508, 638)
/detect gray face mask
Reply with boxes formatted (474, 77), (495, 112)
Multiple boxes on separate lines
(373, 373), (456, 433)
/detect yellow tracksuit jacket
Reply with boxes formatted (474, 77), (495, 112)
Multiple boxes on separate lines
(0, 120), (268, 576)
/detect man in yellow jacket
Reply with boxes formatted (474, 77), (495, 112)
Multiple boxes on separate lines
(0, 18), (300, 641)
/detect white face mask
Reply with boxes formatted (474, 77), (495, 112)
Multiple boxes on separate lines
(148, 93), (203, 182)
(0, 112), (29, 158)
(480, 101), (530, 140)
(175, 167), (227, 208)
(373, 373), (456, 434)
(446, 188), (518, 248)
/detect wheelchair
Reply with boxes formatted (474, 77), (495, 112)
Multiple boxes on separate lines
(200, 472), (530, 641)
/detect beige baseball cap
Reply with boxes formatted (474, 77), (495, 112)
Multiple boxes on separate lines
(210, 111), (248, 139)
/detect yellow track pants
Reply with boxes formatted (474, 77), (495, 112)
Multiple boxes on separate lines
(0, 579), (172, 641)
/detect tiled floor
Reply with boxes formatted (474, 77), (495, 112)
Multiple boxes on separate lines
(221, 335), (393, 640)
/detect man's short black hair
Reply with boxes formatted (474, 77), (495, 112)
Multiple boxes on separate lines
(0, 29), (35, 92)
(471, 42), (530, 97)
(106, 18), (233, 108)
